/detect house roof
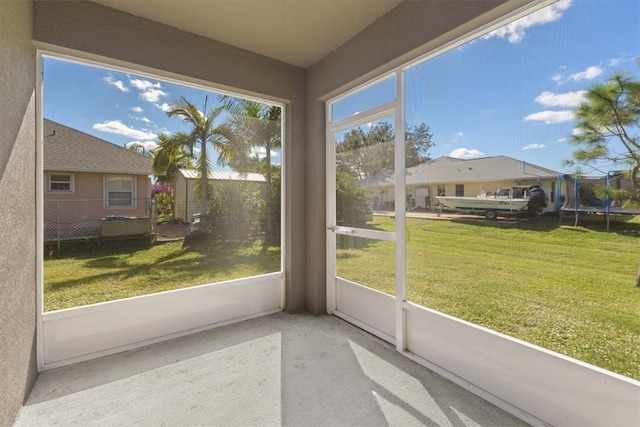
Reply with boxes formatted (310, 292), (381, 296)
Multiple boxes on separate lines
(178, 169), (266, 183)
(43, 119), (153, 175)
(360, 155), (561, 187)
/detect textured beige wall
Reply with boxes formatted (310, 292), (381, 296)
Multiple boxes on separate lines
(33, 0), (307, 312)
(0, 1), (38, 425)
(305, 0), (536, 314)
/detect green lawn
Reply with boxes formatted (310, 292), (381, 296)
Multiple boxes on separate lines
(44, 239), (280, 312)
(45, 215), (640, 380)
(337, 215), (640, 381)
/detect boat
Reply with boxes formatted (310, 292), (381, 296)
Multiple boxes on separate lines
(436, 185), (547, 219)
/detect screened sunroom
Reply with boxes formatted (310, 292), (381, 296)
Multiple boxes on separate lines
(2, 0), (639, 425)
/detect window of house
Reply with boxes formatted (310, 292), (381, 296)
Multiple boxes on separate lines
(47, 172), (74, 192)
(455, 184), (464, 197)
(105, 175), (136, 207)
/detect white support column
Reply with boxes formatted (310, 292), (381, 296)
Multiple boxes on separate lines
(394, 70), (407, 352)
(325, 101), (337, 315)
(36, 50), (45, 371)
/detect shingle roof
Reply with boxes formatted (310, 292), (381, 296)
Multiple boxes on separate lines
(360, 155), (561, 187)
(178, 168), (266, 182)
(43, 119), (153, 175)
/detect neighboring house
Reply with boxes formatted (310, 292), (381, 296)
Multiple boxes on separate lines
(360, 155), (562, 213)
(43, 119), (153, 240)
(174, 168), (267, 223)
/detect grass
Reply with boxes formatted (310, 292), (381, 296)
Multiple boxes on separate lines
(44, 238), (280, 312)
(337, 215), (640, 381)
(45, 215), (640, 380)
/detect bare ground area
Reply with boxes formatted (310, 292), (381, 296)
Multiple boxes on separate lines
(156, 222), (189, 241)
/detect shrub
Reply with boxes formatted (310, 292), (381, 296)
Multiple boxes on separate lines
(207, 181), (265, 241)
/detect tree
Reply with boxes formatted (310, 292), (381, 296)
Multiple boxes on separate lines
(152, 132), (195, 185)
(127, 142), (153, 157)
(336, 122), (434, 180)
(566, 68), (640, 286)
(406, 123), (435, 167)
(151, 132), (194, 217)
(336, 170), (370, 227)
(166, 97), (246, 230)
(220, 95), (281, 251)
(567, 69), (640, 192)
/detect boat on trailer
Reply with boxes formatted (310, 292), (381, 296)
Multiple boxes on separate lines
(436, 185), (547, 219)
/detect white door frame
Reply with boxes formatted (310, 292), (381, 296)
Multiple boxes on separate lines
(325, 72), (406, 346)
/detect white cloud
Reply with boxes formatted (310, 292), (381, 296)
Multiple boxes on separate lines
(140, 88), (168, 103)
(129, 78), (161, 91)
(449, 148), (484, 159)
(522, 143), (546, 150)
(129, 78), (168, 103)
(155, 102), (172, 112)
(572, 127), (586, 137)
(483, 0), (572, 43)
(140, 117), (152, 124)
(570, 66), (602, 82)
(447, 131), (465, 146)
(103, 76), (129, 92)
(524, 110), (574, 124)
(250, 146), (278, 160)
(131, 106), (143, 113)
(93, 120), (157, 140)
(534, 90), (586, 107)
(126, 140), (158, 152)
(608, 57), (622, 67)
(551, 74), (563, 85)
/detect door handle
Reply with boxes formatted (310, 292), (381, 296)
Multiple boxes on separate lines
(328, 226), (356, 235)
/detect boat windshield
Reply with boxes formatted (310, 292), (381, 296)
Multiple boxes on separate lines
(496, 188), (512, 198)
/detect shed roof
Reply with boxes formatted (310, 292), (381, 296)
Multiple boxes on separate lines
(360, 155), (561, 187)
(178, 169), (266, 182)
(43, 119), (153, 175)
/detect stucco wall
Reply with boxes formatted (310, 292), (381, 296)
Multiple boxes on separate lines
(0, 1), (38, 425)
(32, 0), (306, 311)
(305, 0), (535, 314)
(43, 173), (151, 240)
(44, 172), (149, 203)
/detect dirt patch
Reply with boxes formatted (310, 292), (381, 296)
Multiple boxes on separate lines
(157, 222), (189, 241)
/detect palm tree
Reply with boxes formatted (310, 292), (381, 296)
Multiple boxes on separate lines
(127, 142), (153, 157)
(167, 96), (246, 230)
(220, 95), (281, 250)
(151, 132), (194, 216)
(152, 132), (194, 184)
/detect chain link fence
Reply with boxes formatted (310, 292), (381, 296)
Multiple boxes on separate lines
(44, 198), (155, 244)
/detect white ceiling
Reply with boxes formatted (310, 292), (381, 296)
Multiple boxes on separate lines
(91, 0), (404, 69)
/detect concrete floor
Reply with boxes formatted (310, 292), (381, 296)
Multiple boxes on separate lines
(15, 312), (528, 426)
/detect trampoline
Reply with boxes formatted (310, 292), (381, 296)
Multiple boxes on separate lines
(559, 171), (640, 230)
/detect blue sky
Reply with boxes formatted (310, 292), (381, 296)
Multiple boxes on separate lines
(406, 0), (639, 174)
(43, 59), (281, 165)
(44, 0), (638, 174)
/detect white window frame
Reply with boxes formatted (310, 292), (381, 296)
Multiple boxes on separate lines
(37, 50), (286, 372)
(104, 174), (137, 208)
(46, 171), (75, 193)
